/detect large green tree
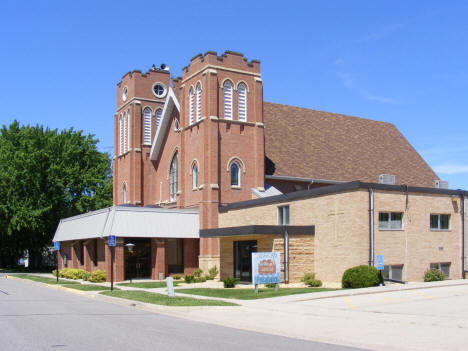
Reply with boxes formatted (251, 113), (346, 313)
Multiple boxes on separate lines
(0, 121), (112, 268)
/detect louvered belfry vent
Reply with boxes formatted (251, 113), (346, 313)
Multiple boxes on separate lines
(379, 174), (396, 185)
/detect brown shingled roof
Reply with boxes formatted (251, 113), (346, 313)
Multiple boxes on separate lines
(263, 102), (438, 187)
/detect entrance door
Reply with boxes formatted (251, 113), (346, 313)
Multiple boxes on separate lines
(124, 239), (151, 280)
(233, 240), (257, 282)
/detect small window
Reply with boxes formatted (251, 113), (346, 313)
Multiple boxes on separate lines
(237, 83), (247, 121)
(122, 183), (127, 204)
(277, 205), (290, 225)
(79, 241), (84, 266)
(383, 265), (403, 281)
(230, 162), (240, 187)
(174, 119), (180, 131)
(143, 107), (152, 145)
(189, 87), (194, 124)
(155, 108), (162, 132)
(196, 83), (201, 121)
(192, 164), (198, 190)
(122, 86), (128, 102)
(378, 212), (403, 230)
(430, 262), (451, 278)
(430, 214), (450, 230)
(223, 81), (233, 120)
(152, 82), (166, 98)
(169, 153), (178, 201)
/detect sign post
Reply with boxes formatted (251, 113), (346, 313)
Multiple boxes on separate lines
(53, 242), (60, 283)
(252, 252), (281, 293)
(108, 235), (116, 291)
(376, 254), (385, 286)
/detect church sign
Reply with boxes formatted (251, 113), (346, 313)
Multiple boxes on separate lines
(252, 252), (281, 285)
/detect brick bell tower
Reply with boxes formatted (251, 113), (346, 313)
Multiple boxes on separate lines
(113, 67), (171, 205)
(178, 51), (265, 272)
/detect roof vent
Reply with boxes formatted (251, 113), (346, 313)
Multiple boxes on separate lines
(379, 174), (395, 185)
(435, 180), (449, 189)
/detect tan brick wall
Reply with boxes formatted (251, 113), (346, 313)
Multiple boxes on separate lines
(373, 190), (463, 281)
(219, 189), (464, 284)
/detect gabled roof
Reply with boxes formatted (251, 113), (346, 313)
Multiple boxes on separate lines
(53, 206), (199, 242)
(263, 102), (439, 187)
(150, 87), (180, 161)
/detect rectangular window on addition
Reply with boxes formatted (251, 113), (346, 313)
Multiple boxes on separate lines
(378, 212), (403, 230)
(277, 205), (290, 225)
(383, 265), (404, 281)
(430, 214), (450, 230)
(430, 262), (451, 278)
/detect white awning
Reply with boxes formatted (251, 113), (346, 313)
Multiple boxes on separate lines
(53, 206), (199, 242)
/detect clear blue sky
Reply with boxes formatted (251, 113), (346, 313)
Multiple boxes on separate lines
(1, 1), (467, 189)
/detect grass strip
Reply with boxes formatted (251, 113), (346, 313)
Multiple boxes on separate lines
(100, 290), (238, 306)
(62, 284), (117, 291)
(11, 274), (79, 285)
(176, 287), (338, 300)
(117, 281), (180, 289)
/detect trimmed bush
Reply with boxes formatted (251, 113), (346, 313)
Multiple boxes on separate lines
(56, 268), (88, 280)
(208, 266), (219, 280)
(424, 269), (446, 282)
(193, 268), (203, 278)
(194, 276), (206, 283)
(265, 283), (277, 288)
(82, 272), (91, 281)
(184, 275), (195, 284)
(88, 270), (106, 283)
(172, 274), (182, 280)
(342, 265), (380, 289)
(223, 276), (239, 288)
(302, 272), (322, 287)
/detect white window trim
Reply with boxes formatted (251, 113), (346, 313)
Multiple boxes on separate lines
(152, 82), (167, 98)
(237, 82), (247, 122)
(378, 212), (404, 230)
(230, 161), (241, 188)
(196, 83), (202, 122)
(277, 205), (290, 225)
(189, 87), (194, 124)
(155, 108), (163, 134)
(223, 80), (233, 120)
(430, 214), (451, 231)
(142, 107), (152, 145)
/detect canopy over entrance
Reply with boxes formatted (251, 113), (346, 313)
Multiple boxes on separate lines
(53, 206), (199, 242)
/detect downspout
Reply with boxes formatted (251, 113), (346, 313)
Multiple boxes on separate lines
(462, 194), (466, 279)
(369, 188), (374, 267)
(284, 228), (289, 284)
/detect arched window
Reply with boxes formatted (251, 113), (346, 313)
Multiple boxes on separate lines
(143, 107), (152, 145)
(230, 162), (240, 187)
(169, 152), (178, 201)
(122, 183), (127, 204)
(196, 83), (201, 121)
(192, 163), (198, 190)
(237, 83), (247, 122)
(155, 108), (162, 132)
(123, 112), (128, 153)
(223, 80), (233, 120)
(119, 114), (123, 155)
(189, 87), (194, 124)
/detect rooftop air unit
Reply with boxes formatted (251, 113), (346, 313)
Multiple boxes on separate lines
(379, 174), (395, 185)
(435, 180), (449, 189)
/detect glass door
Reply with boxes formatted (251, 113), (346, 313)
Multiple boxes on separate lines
(233, 240), (257, 282)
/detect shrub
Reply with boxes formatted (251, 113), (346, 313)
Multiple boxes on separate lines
(193, 268), (203, 278)
(184, 275), (195, 284)
(223, 276), (239, 288)
(194, 276), (207, 283)
(88, 270), (106, 283)
(424, 269), (446, 282)
(172, 274), (182, 280)
(342, 265), (380, 289)
(302, 272), (323, 287)
(208, 266), (219, 280)
(57, 268), (88, 280)
(51, 269), (57, 276)
(265, 283), (277, 288)
(204, 274), (211, 280)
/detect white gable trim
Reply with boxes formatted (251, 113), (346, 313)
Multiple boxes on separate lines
(150, 87), (180, 161)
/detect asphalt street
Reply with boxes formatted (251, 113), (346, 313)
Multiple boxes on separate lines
(0, 276), (364, 351)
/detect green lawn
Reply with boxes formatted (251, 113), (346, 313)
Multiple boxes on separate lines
(100, 290), (238, 306)
(117, 281), (180, 289)
(10, 274), (79, 285)
(61, 284), (117, 291)
(176, 287), (338, 300)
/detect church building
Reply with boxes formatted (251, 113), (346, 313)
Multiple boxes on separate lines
(54, 51), (467, 285)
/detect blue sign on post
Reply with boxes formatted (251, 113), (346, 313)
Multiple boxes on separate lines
(252, 252), (281, 285)
(376, 255), (384, 270)
(108, 235), (116, 247)
(53, 242), (60, 251)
